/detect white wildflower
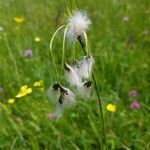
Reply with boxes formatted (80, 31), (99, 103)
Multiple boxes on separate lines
(77, 55), (94, 80)
(67, 10), (91, 42)
(64, 63), (82, 87)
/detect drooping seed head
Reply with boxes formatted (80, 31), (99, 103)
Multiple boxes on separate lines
(67, 10), (91, 43)
(64, 63), (82, 87)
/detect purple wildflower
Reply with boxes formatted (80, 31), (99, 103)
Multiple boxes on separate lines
(142, 30), (149, 36)
(123, 16), (129, 22)
(129, 90), (137, 97)
(24, 50), (33, 57)
(47, 113), (56, 120)
(130, 100), (141, 109)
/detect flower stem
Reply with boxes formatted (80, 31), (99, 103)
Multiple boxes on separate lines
(4, 33), (21, 86)
(78, 32), (89, 56)
(61, 25), (68, 77)
(68, 0), (76, 10)
(81, 33), (107, 149)
(72, 41), (76, 60)
(83, 32), (90, 55)
(92, 72), (107, 150)
(49, 25), (66, 81)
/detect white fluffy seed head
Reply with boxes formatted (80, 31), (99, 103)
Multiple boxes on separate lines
(59, 87), (76, 108)
(77, 55), (94, 80)
(64, 63), (82, 87)
(54, 103), (63, 118)
(77, 81), (92, 99)
(67, 10), (91, 42)
(47, 83), (60, 104)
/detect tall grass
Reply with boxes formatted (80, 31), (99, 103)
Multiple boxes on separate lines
(0, 0), (149, 149)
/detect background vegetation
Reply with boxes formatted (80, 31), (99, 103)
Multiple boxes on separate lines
(0, 0), (150, 149)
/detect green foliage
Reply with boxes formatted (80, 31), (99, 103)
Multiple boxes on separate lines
(0, 0), (150, 149)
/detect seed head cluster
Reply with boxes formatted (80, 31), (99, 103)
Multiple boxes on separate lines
(48, 10), (93, 118)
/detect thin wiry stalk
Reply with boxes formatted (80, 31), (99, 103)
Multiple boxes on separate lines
(49, 25), (66, 81)
(92, 72), (107, 150)
(4, 33), (21, 86)
(72, 0), (77, 10)
(67, 0), (76, 10)
(83, 32), (90, 55)
(80, 34), (107, 149)
(72, 41), (76, 60)
(61, 25), (69, 76)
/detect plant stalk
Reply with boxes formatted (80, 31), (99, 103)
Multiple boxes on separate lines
(4, 33), (21, 86)
(49, 25), (66, 81)
(92, 72), (107, 150)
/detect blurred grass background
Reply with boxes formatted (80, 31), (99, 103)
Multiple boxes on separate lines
(0, 0), (150, 149)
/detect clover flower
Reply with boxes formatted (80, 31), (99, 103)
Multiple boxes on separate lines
(67, 10), (91, 42)
(106, 103), (116, 112)
(47, 113), (56, 120)
(130, 100), (141, 109)
(129, 89), (137, 97)
(16, 85), (32, 98)
(123, 16), (129, 22)
(24, 49), (33, 57)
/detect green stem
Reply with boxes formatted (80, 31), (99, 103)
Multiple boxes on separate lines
(68, 0), (76, 10)
(4, 33), (21, 86)
(92, 72), (107, 150)
(72, 41), (76, 60)
(72, 0), (77, 10)
(81, 32), (107, 149)
(61, 25), (69, 77)
(83, 32), (90, 55)
(49, 25), (66, 81)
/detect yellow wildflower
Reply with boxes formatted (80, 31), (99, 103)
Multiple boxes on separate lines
(14, 17), (25, 23)
(34, 37), (41, 42)
(33, 80), (43, 87)
(106, 103), (116, 112)
(7, 98), (15, 104)
(16, 85), (32, 98)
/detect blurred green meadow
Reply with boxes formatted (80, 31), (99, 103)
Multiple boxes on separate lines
(0, 0), (150, 149)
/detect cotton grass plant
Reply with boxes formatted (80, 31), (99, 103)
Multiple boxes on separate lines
(48, 7), (107, 149)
